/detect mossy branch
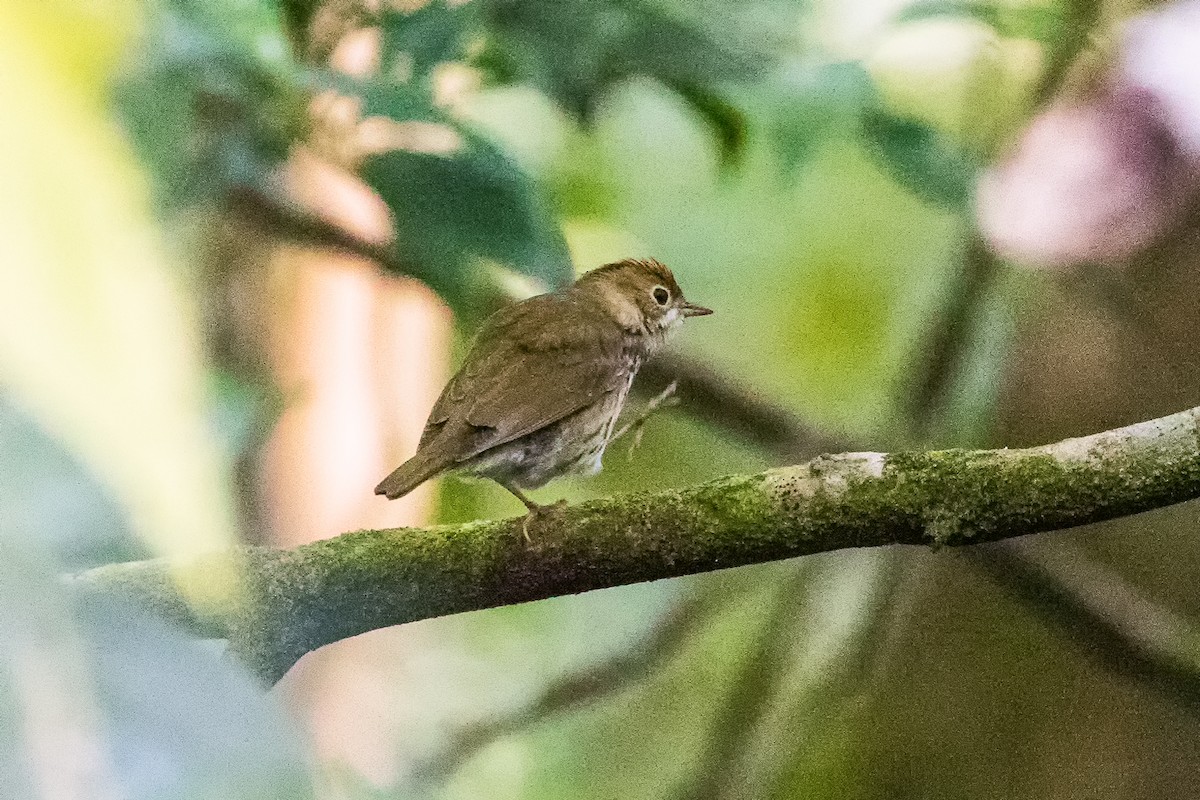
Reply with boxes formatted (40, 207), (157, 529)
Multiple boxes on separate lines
(73, 406), (1200, 683)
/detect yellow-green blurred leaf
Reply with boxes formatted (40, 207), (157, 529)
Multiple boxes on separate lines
(0, 2), (239, 583)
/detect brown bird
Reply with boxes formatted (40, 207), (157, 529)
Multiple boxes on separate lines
(374, 258), (712, 516)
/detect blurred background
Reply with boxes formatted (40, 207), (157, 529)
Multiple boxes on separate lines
(5, 0), (1200, 797)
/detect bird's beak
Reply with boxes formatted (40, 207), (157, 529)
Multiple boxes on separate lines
(681, 301), (713, 317)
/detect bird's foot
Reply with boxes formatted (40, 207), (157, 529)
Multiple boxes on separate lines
(497, 482), (568, 544)
(519, 499), (569, 545)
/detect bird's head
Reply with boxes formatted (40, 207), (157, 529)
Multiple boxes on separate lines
(576, 258), (712, 341)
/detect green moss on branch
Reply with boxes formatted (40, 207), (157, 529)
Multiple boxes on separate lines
(74, 406), (1200, 683)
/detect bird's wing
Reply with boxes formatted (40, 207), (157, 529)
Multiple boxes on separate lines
(419, 295), (626, 461)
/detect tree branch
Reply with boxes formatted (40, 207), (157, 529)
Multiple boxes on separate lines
(637, 353), (854, 460)
(971, 538), (1200, 707)
(902, 232), (1002, 439)
(229, 147), (1200, 707)
(74, 406), (1200, 683)
(407, 587), (730, 787)
(672, 573), (806, 800)
(228, 184), (411, 274)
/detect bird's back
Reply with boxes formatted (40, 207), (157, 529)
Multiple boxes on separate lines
(375, 290), (637, 498)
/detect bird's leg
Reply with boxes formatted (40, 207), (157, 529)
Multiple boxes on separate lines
(612, 380), (680, 458)
(501, 483), (544, 514)
(498, 483), (566, 544)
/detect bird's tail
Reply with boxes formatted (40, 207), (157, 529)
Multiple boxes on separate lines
(374, 450), (448, 500)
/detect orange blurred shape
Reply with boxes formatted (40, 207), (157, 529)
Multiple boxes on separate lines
(263, 143), (451, 791)
(263, 150), (451, 543)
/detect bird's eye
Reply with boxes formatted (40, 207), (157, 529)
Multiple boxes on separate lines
(652, 286), (670, 306)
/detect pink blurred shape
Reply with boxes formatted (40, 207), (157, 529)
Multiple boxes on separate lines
(977, 0), (1200, 267)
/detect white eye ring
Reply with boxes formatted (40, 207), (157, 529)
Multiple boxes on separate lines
(651, 286), (670, 306)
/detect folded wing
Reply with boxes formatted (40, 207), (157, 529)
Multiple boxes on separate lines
(419, 295), (625, 462)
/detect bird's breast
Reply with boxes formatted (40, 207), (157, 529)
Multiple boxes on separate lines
(601, 354), (640, 444)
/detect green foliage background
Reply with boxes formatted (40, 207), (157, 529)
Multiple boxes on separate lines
(5, 0), (1200, 798)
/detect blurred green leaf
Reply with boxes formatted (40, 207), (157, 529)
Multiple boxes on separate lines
(363, 132), (573, 302)
(547, 134), (622, 220)
(478, 0), (760, 160)
(442, 576), (773, 800)
(116, 1), (303, 207)
(77, 595), (315, 800)
(359, 76), (445, 122)
(739, 553), (895, 799)
(0, 669), (31, 799)
(358, 83), (573, 302)
(0, 1), (240, 573)
(0, 540), (121, 800)
(931, 267), (1025, 446)
(893, 0), (1075, 45)
(381, 0), (478, 81)
(768, 61), (878, 174)
(893, 0), (1003, 28)
(861, 108), (977, 208)
(276, 0), (321, 42)
(0, 394), (143, 570)
(0, 528), (314, 800)
(670, 82), (748, 168)
(209, 370), (276, 463)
